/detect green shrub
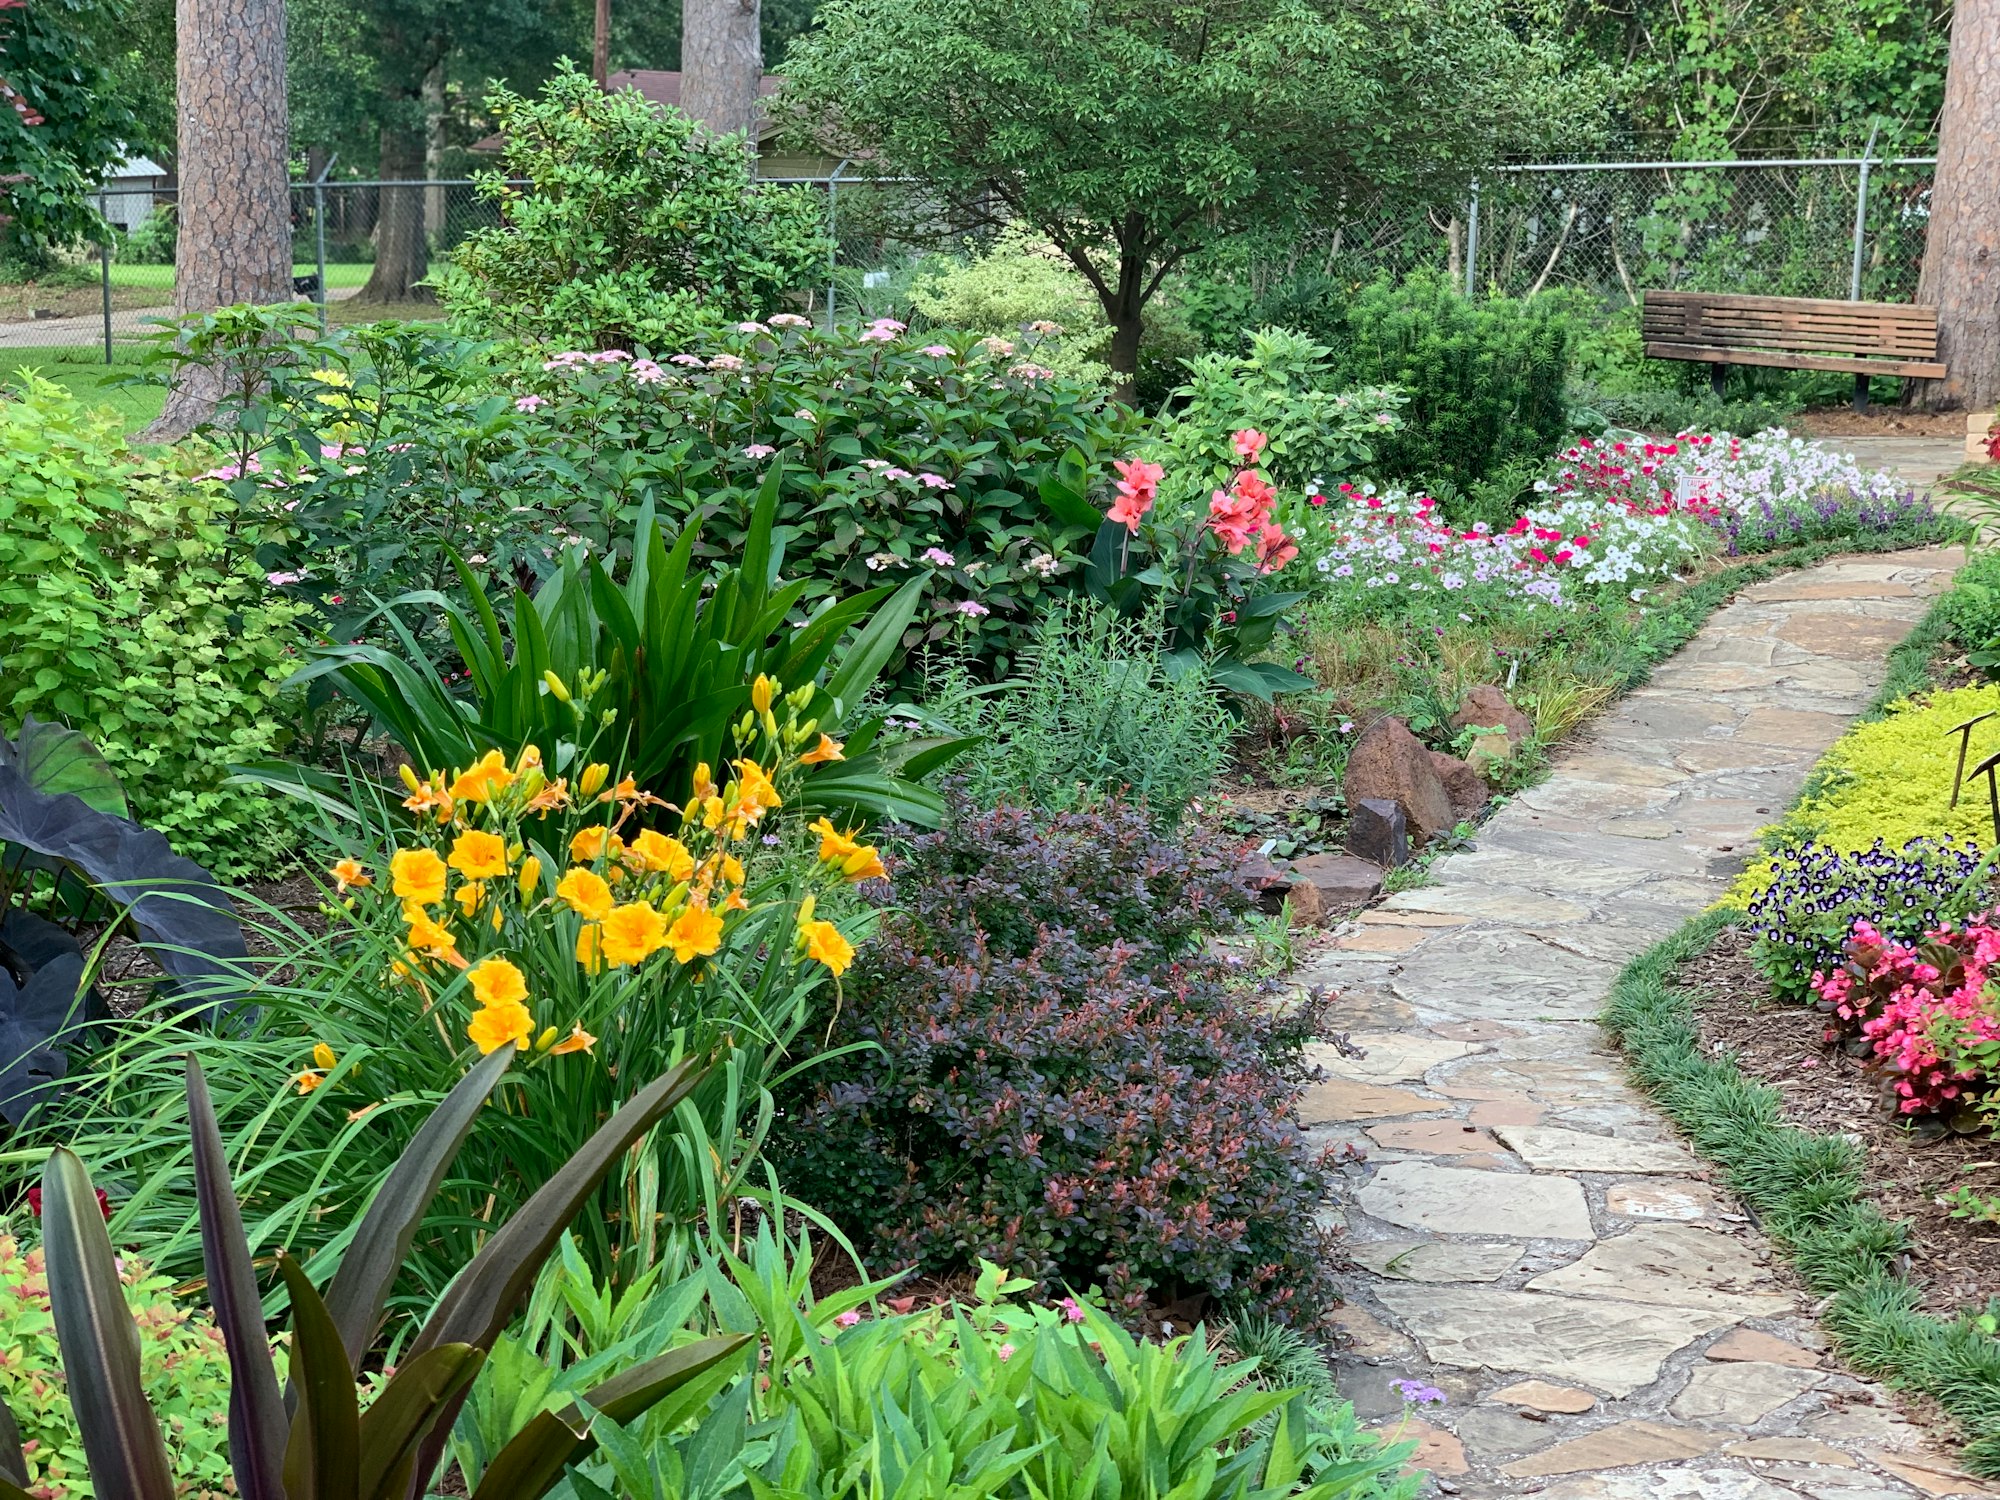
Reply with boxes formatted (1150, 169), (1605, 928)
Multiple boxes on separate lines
(908, 225), (1114, 386)
(1937, 549), (2000, 664)
(924, 600), (1234, 823)
(0, 1233), (242, 1499)
(1329, 270), (1571, 490)
(0, 378), (304, 875)
(440, 62), (830, 349)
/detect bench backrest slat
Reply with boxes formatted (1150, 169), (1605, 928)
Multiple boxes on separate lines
(1641, 291), (1938, 359)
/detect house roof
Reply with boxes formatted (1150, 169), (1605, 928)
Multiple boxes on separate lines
(471, 70), (787, 153)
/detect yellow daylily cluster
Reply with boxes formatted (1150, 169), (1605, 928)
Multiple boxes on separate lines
(320, 692), (882, 1081)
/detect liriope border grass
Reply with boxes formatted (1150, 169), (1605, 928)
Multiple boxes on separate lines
(1602, 909), (2000, 1475)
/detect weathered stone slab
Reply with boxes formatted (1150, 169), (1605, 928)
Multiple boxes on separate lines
(1314, 1032), (1482, 1083)
(1704, 1328), (1821, 1368)
(1376, 1285), (1730, 1397)
(1349, 1239), (1524, 1283)
(1487, 1378), (1596, 1413)
(1357, 1163), (1595, 1240)
(1299, 1079), (1432, 1124)
(1526, 1466), (1810, 1500)
(1494, 1125), (1701, 1175)
(1608, 1181), (1722, 1221)
(1670, 1361), (1822, 1424)
(1499, 1420), (1720, 1478)
(1364, 1119), (1501, 1155)
(1526, 1225), (1794, 1316)
(1720, 1436), (1855, 1466)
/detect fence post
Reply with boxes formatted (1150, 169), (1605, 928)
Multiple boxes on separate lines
(1464, 179), (1480, 298)
(1848, 123), (1880, 411)
(98, 189), (113, 365)
(825, 158), (850, 331)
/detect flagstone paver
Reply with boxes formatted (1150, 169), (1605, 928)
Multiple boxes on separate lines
(1300, 546), (2000, 1498)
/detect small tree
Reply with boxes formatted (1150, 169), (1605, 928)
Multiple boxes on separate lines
(779, 0), (1577, 397)
(438, 63), (829, 349)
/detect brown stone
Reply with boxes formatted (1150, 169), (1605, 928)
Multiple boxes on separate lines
(1498, 1419), (1719, 1478)
(1431, 1019), (1515, 1041)
(1360, 910), (1472, 928)
(1872, 1451), (2000, 1498)
(1365, 1119), (1502, 1154)
(1288, 852), (1386, 920)
(1344, 717), (1458, 845)
(1347, 795), (1410, 867)
(1329, 1304), (1412, 1359)
(1487, 1379), (1596, 1414)
(1429, 750), (1491, 821)
(1469, 1097), (1545, 1127)
(1374, 1417), (1469, 1476)
(1452, 684), (1536, 750)
(1301, 1079), (1433, 1123)
(1722, 1437), (1856, 1467)
(1280, 878), (1323, 926)
(1704, 1328), (1821, 1370)
(1334, 924), (1428, 953)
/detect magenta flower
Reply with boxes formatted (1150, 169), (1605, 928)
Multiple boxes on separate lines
(1056, 1297), (1086, 1324)
(996, 1342), (1016, 1362)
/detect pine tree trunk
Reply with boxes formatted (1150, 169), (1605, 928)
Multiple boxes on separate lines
(139, 0), (291, 443)
(680, 0), (763, 142)
(357, 125), (432, 303)
(1915, 0), (2000, 412)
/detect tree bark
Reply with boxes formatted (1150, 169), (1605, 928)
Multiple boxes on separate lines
(355, 14), (441, 305)
(681, 0), (763, 143)
(1915, 0), (2000, 412)
(423, 59), (446, 239)
(139, 0), (291, 443)
(594, 0), (611, 88)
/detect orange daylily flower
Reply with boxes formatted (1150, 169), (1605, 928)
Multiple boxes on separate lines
(799, 734), (844, 765)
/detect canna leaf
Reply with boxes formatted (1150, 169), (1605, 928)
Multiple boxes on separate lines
(40, 1147), (176, 1500)
(323, 1042), (515, 1372)
(186, 1058), (287, 1500)
(354, 1344), (485, 1500)
(277, 1252), (362, 1500)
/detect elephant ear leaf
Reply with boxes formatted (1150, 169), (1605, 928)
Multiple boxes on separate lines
(0, 717), (127, 818)
(0, 765), (248, 1008)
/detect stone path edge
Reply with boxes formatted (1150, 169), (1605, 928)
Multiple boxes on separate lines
(1599, 906), (2000, 1483)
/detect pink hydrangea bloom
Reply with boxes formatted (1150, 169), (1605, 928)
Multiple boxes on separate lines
(743, 443), (776, 459)
(955, 599), (990, 617)
(922, 547), (955, 566)
(513, 394), (547, 412)
(917, 473), (953, 490)
(920, 344), (953, 358)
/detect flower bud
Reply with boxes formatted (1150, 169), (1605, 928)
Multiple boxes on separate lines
(751, 674), (776, 714)
(398, 763), (424, 794)
(517, 856), (542, 899)
(578, 763), (610, 797)
(535, 1026), (558, 1052)
(542, 671), (572, 703)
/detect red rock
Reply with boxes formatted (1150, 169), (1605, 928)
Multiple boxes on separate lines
(1428, 751), (1490, 822)
(1452, 685), (1536, 762)
(1344, 717), (1457, 844)
(1288, 852), (1385, 920)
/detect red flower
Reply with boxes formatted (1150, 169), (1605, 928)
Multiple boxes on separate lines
(24, 1186), (111, 1219)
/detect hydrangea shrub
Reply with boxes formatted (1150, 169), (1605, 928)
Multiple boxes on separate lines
(777, 796), (1341, 1326)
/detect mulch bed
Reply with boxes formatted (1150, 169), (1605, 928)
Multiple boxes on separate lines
(1674, 925), (2000, 1317)
(1798, 408), (1970, 440)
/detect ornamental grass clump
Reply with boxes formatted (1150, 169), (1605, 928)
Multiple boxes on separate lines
(777, 796), (1341, 1326)
(1747, 837), (1989, 1005)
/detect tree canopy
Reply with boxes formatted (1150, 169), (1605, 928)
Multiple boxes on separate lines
(0, 0), (137, 259)
(779, 0), (1589, 386)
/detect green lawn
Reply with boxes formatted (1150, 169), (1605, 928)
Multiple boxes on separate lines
(5, 347), (165, 434)
(105, 262), (375, 293)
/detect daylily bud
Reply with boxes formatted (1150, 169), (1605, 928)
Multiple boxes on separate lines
(517, 856), (542, 899)
(535, 1026), (559, 1052)
(542, 671), (572, 703)
(788, 683), (815, 712)
(578, 763), (610, 797)
(751, 674), (776, 714)
(761, 709), (779, 741)
(399, 763), (424, 793)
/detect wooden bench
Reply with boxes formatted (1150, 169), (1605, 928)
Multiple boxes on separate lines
(1641, 290), (1945, 411)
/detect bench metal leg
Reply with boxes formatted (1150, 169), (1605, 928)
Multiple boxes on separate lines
(1710, 363), (1727, 399)
(1853, 372), (1871, 412)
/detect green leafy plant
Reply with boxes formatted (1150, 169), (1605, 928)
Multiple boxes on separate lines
(0, 1050), (738, 1500)
(0, 377), (306, 876)
(919, 599), (1235, 823)
(298, 480), (965, 827)
(439, 62), (830, 350)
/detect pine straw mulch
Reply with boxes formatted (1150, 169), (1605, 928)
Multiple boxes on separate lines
(1673, 924), (2000, 1318)
(1798, 407), (1970, 440)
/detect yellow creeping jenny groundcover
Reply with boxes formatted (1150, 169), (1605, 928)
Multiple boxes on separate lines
(1727, 684), (2000, 906)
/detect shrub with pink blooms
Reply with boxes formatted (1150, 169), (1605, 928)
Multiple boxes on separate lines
(1810, 917), (2000, 1125)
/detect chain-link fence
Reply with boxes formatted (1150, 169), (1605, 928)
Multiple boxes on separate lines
(1304, 156), (1938, 307)
(0, 156), (1942, 363)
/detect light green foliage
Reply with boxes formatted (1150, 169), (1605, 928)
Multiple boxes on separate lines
(923, 601), (1236, 824)
(780, 0), (1579, 384)
(441, 63), (831, 349)
(1151, 327), (1403, 502)
(910, 227), (1114, 386)
(457, 1233), (1416, 1500)
(0, 379), (304, 875)
(0, 1235), (245, 1499)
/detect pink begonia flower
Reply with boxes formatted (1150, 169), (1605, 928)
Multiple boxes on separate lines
(769, 312), (811, 327)
(922, 547), (955, 566)
(917, 472), (953, 490)
(669, 353), (704, 366)
(835, 1309), (861, 1328)
(955, 599), (990, 617)
(513, 394), (547, 412)
(743, 443), (776, 458)
(920, 344), (953, 357)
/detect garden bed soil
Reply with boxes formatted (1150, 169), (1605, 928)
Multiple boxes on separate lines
(1799, 407), (1966, 439)
(1675, 925), (2000, 1317)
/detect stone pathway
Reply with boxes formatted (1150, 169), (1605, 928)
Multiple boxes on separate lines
(1297, 546), (2000, 1499)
